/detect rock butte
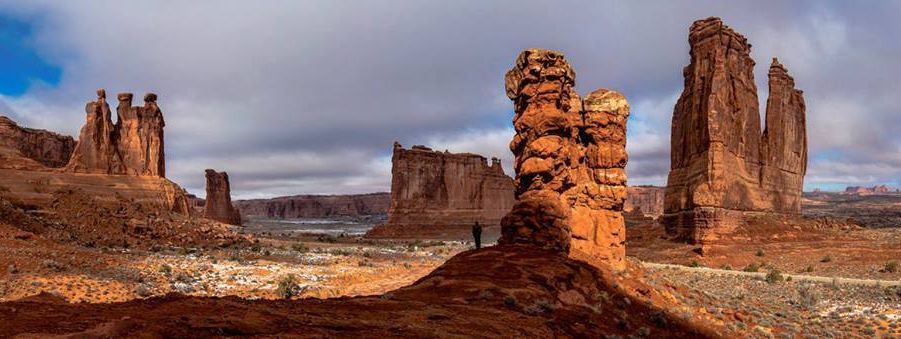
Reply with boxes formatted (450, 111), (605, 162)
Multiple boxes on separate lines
(66, 89), (166, 177)
(625, 186), (665, 217)
(202, 169), (242, 226)
(663, 17), (807, 244)
(236, 193), (390, 219)
(499, 48), (630, 269)
(366, 143), (514, 239)
(0, 116), (75, 170)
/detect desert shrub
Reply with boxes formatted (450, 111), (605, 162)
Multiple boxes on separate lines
(804, 265), (814, 273)
(689, 260), (702, 268)
(765, 269), (784, 284)
(743, 263), (760, 273)
(523, 299), (555, 315)
(756, 249), (765, 257)
(719, 264), (733, 270)
(503, 295), (518, 307)
(158, 264), (172, 276)
(649, 312), (669, 328)
(291, 243), (308, 253)
(885, 261), (898, 273)
(42, 259), (66, 272)
(317, 235), (338, 243)
(820, 255), (832, 263)
(135, 284), (153, 297)
(276, 274), (301, 299)
(261, 249), (271, 256)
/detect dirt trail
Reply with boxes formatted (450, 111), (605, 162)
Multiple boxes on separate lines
(642, 262), (901, 286)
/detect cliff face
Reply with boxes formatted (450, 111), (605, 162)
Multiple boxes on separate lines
(202, 169), (241, 225)
(236, 193), (389, 219)
(498, 49), (630, 269)
(625, 186), (665, 217)
(0, 116), (75, 170)
(366, 144), (514, 238)
(663, 17), (807, 243)
(66, 89), (165, 177)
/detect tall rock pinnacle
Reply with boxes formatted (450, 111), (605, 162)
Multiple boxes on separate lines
(499, 49), (630, 269)
(663, 18), (808, 244)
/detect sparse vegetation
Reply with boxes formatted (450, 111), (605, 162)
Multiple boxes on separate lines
(743, 263), (760, 273)
(756, 249), (765, 257)
(765, 269), (784, 284)
(689, 260), (702, 268)
(820, 255), (832, 263)
(719, 264), (733, 270)
(158, 264), (172, 276)
(292, 243), (308, 253)
(884, 261), (898, 273)
(804, 265), (814, 273)
(276, 274), (301, 299)
(42, 259), (66, 272)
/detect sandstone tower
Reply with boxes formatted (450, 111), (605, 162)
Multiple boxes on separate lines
(499, 49), (630, 269)
(202, 169), (242, 226)
(663, 17), (807, 243)
(66, 89), (166, 177)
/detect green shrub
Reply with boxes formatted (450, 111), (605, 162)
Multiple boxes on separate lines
(689, 260), (702, 268)
(292, 243), (308, 253)
(885, 261), (898, 273)
(756, 249), (765, 257)
(276, 274), (301, 299)
(720, 264), (733, 270)
(743, 263), (760, 273)
(765, 269), (784, 284)
(804, 265), (814, 273)
(820, 255), (832, 263)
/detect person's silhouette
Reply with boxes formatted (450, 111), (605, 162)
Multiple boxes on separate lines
(472, 222), (482, 250)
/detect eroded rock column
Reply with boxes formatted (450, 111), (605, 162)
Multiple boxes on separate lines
(202, 169), (242, 225)
(499, 48), (629, 269)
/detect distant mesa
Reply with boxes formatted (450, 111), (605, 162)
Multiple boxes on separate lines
(203, 169), (242, 226)
(365, 143), (514, 239)
(66, 88), (166, 177)
(236, 193), (390, 219)
(662, 17), (808, 244)
(844, 185), (897, 194)
(498, 48), (630, 269)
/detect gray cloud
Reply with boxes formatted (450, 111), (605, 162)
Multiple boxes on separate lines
(0, 0), (898, 197)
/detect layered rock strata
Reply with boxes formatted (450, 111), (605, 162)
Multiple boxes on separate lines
(236, 193), (390, 219)
(499, 48), (630, 269)
(66, 89), (165, 177)
(663, 17), (807, 243)
(0, 116), (75, 169)
(202, 169), (241, 225)
(366, 143), (514, 239)
(625, 186), (665, 217)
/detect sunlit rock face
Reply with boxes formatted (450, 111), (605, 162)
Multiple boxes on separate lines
(366, 143), (514, 239)
(66, 89), (165, 177)
(499, 48), (630, 269)
(0, 116), (75, 170)
(663, 17), (807, 244)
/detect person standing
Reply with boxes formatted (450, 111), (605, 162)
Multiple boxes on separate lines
(472, 222), (482, 250)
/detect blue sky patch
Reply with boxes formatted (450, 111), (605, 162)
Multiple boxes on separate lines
(0, 15), (61, 96)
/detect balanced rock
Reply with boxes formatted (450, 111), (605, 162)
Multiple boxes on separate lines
(0, 116), (75, 170)
(499, 49), (630, 269)
(66, 89), (165, 177)
(663, 18), (807, 243)
(366, 143), (514, 239)
(202, 169), (242, 226)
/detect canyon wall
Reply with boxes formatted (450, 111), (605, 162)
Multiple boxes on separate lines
(66, 89), (166, 177)
(365, 143), (514, 239)
(202, 169), (241, 225)
(498, 48), (630, 269)
(624, 186), (665, 217)
(236, 193), (390, 219)
(663, 17), (807, 243)
(0, 116), (75, 170)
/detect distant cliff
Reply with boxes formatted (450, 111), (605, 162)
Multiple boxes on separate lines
(235, 193), (390, 219)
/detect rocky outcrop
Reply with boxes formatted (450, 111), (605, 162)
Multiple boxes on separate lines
(844, 185), (896, 194)
(66, 89), (165, 177)
(202, 169), (241, 225)
(236, 193), (389, 219)
(0, 116), (75, 169)
(498, 49), (630, 269)
(625, 186), (665, 217)
(365, 143), (514, 239)
(663, 17), (808, 243)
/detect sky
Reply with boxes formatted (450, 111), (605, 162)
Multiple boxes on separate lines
(0, 1), (898, 198)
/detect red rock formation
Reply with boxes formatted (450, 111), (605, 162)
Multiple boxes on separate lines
(844, 185), (895, 194)
(0, 116), (75, 170)
(625, 186), (665, 217)
(366, 143), (514, 239)
(235, 193), (390, 219)
(66, 89), (165, 177)
(202, 169), (241, 225)
(499, 48), (630, 269)
(663, 18), (808, 243)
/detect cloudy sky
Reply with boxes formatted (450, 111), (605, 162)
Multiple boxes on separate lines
(0, 1), (898, 198)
